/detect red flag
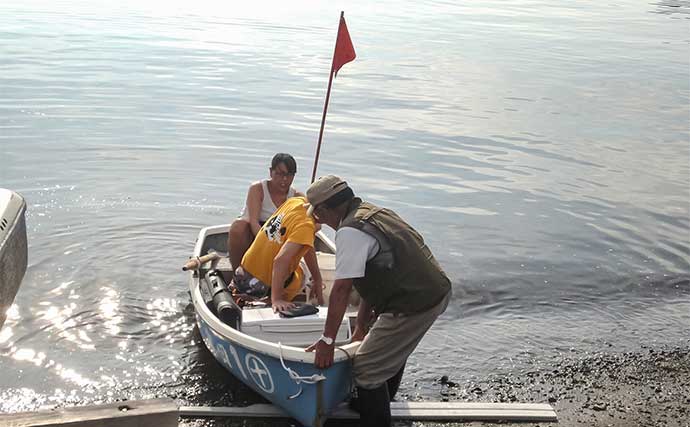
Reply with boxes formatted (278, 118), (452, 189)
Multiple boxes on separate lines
(311, 12), (356, 182)
(332, 13), (356, 77)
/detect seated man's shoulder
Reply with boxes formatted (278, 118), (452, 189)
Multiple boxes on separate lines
(247, 181), (264, 195)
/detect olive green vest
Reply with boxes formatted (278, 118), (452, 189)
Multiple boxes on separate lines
(340, 198), (451, 314)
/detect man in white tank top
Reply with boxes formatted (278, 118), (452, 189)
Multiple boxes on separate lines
(228, 153), (303, 270)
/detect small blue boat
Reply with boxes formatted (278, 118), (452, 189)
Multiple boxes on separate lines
(188, 224), (360, 427)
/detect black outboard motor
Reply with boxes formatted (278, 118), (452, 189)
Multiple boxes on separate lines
(203, 269), (242, 330)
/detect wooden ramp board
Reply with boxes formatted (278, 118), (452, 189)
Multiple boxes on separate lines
(0, 398), (178, 427)
(180, 401), (558, 423)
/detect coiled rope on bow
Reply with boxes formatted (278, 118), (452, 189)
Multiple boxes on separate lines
(278, 342), (327, 399)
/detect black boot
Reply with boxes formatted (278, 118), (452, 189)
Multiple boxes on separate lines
(356, 384), (391, 427)
(386, 363), (406, 401)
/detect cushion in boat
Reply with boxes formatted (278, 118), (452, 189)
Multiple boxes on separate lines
(280, 302), (319, 318)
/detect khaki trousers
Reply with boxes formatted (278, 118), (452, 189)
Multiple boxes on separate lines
(353, 291), (451, 389)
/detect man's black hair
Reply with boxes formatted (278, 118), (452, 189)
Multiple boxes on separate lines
(271, 153), (297, 174)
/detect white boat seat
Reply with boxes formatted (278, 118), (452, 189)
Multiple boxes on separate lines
(241, 306), (351, 347)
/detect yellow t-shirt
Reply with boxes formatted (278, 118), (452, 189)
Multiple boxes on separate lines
(241, 196), (315, 301)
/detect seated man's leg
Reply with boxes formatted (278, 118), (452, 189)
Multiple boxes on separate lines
(232, 267), (270, 299)
(228, 218), (253, 271)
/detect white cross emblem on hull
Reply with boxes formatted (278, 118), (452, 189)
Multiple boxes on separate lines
(245, 354), (274, 394)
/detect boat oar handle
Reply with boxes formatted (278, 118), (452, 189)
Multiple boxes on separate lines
(182, 252), (221, 271)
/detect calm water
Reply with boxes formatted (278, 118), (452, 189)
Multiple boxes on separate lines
(1, 0), (689, 418)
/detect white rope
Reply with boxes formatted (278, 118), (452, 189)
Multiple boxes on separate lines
(278, 342), (326, 399)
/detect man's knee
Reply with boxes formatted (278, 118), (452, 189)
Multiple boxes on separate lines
(230, 218), (249, 236)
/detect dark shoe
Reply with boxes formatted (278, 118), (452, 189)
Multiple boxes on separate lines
(356, 385), (391, 427)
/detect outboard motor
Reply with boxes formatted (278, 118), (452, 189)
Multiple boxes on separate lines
(203, 269), (242, 330)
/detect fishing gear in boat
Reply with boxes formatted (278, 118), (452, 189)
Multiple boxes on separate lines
(203, 269), (242, 330)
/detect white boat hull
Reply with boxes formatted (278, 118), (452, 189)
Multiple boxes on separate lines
(0, 189), (28, 329)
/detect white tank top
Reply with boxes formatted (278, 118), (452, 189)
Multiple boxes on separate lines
(240, 179), (296, 222)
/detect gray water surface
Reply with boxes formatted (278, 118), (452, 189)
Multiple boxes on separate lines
(1, 0), (689, 416)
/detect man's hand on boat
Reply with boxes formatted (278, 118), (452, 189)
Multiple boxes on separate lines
(271, 299), (295, 313)
(306, 338), (335, 369)
(308, 277), (326, 306)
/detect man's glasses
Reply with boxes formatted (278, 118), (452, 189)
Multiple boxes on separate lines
(272, 170), (295, 178)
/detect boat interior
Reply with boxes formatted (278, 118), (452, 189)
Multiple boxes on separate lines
(194, 230), (359, 348)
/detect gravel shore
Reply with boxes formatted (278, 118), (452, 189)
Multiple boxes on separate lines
(435, 344), (690, 427)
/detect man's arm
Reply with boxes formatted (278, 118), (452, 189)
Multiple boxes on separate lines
(303, 247), (324, 305)
(245, 183), (263, 236)
(306, 278), (353, 369)
(270, 241), (303, 312)
(351, 298), (373, 342)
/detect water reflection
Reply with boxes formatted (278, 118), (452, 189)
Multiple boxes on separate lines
(99, 288), (121, 336)
(1, 0), (689, 418)
(651, 0), (690, 17)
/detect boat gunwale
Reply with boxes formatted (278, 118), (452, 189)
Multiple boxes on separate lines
(0, 189), (27, 248)
(189, 224), (360, 363)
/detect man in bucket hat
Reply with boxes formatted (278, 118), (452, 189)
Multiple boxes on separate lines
(305, 175), (452, 427)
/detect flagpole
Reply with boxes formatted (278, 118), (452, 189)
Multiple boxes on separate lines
(311, 11), (344, 183)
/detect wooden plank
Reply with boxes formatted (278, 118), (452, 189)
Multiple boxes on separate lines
(180, 403), (283, 418)
(395, 402), (555, 411)
(0, 398), (178, 427)
(179, 401), (558, 423)
(332, 408), (558, 422)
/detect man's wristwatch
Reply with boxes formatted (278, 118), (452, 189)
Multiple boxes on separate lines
(319, 334), (334, 345)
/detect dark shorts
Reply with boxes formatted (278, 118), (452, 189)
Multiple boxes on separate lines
(232, 267), (297, 298)
(232, 268), (269, 298)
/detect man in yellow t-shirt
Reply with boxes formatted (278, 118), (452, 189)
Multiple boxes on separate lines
(238, 196), (324, 312)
